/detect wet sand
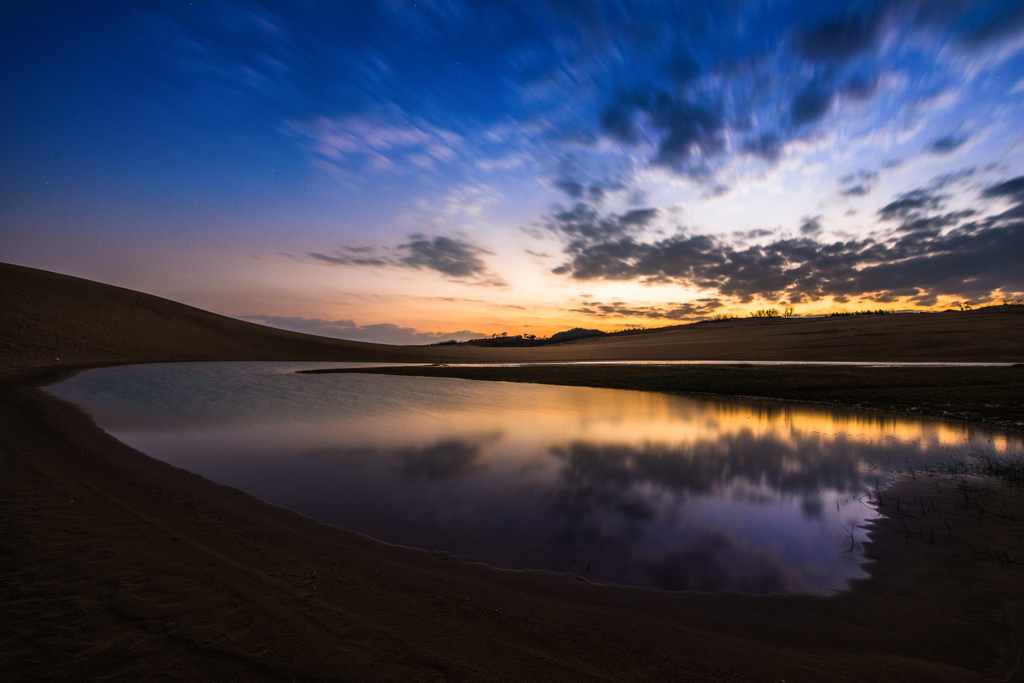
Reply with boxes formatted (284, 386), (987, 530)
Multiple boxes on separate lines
(3, 263), (1024, 680)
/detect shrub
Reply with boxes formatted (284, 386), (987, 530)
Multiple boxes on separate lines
(749, 308), (781, 318)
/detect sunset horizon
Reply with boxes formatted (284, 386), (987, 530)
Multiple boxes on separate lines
(4, 1), (1024, 343)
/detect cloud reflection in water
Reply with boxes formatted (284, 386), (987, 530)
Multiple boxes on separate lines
(49, 363), (1019, 594)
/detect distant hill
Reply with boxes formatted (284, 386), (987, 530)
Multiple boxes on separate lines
(450, 327), (610, 347)
(3, 262), (1023, 380)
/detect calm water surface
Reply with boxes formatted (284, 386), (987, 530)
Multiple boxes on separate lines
(49, 362), (1019, 594)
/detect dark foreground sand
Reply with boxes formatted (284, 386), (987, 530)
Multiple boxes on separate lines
(3, 263), (1024, 680)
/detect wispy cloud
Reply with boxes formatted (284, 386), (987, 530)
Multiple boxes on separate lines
(287, 108), (462, 173)
(241, 314), (484, 345)
(142, 3), (298, 105)
(570, 298), (724, 321)
(792, 8), (886, 62)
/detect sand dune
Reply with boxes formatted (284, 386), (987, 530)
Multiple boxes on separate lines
(3, 262), (1024, 680)
(0, 263), (425, 379)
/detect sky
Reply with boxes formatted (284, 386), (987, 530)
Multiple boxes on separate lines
(3, 1), (1024, 344)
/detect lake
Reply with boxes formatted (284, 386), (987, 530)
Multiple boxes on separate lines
(47, 361), (1019, 594)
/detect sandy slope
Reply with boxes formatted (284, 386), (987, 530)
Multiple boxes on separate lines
(0, 263), (433, 379)
(3, 262), (1024, 680)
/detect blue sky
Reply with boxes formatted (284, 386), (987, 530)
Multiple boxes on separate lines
(3, 1), (1024, 342)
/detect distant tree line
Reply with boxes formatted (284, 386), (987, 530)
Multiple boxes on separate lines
(432, 327), (609, 347)
(433, 299), (1024, 345)
(827, 308), (895, 317)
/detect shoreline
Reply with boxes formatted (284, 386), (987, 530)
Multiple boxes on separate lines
(3, 366), (1024, 680)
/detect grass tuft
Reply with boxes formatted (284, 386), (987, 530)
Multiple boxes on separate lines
(975, 455), (1024, 487)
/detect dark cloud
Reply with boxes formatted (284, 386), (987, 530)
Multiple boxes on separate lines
(983, 175), (1024, 222)
(840, 184), (872, 197)
(929, 167), (976, 190)
(544, 202), (659, 245)
(982, 175), (1024, 200)
(819, 0), (1024, 54)
(547, 180), (1024, 305)
(310, 234), (507, 286)
(702, 183), (732, 199)
(794, 9), (885, 62)
(649, 98), (727, 172)
(894, 210), (976, 237)
(583, 0), (1016, 184)
(961, 1), (1024, 48)
(582, 0), (1022, 185)
(733, 228), (775, 240)
(839, 169), (878, 184)
(571, 298), (723, 321)
(925, 133), (969, 155)
(551, 155), (634, 205)
(838, 169), (878, 197)
(599, 88), (727, 177)
(840, 74), (879, 101)
(877, 189), (945, 221)
(555, 221), (1023, 304)
(554, 178), (585, 198)
(400, 234), (494, 278)
(240, 315), (484, 345)
(619, 208), (660, 228)
(741, 133), (783, 162)
(799, 216), (823, 234)
(663, 46), (700, 84)
(551, 231), (720, 283)
(599, 91), (647, 145)
(310, 248), (390, 267)
(790, 82), (834, 126)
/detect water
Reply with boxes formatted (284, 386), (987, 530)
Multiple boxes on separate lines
(48, 361), (1019, 594)
(435, 360), (1015, 367)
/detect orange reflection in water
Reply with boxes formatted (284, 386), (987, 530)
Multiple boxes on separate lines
(48, 363), (1021, 595)
(290, 378), (1016, 467)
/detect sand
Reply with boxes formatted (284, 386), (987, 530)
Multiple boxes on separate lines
(3, 262), (1024, 680)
